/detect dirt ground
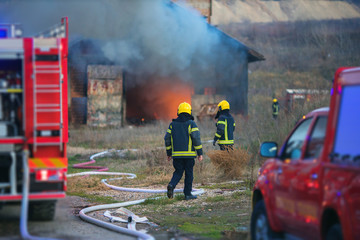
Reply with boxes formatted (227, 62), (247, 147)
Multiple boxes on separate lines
(0, 184), (250, 240)
(67, 179), (251, 240)
(64, 145), (253, 239)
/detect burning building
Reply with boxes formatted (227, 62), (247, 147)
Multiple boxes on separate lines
(68, 35), (263, 126)
(0, 0), (264, 126)
(67, 1), (264, 126)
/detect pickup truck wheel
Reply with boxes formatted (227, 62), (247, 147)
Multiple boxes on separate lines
(326, 224), (343, 240)
(251, 199), (282, 240)
(29, 201), (56, 221)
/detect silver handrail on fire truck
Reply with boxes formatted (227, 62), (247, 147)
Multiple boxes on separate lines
(58, 38), (63, 151)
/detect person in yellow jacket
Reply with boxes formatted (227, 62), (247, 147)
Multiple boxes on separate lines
(213, 100), (235, 150)
(272, 98), (279, 119)
(164, 102), (203, 200)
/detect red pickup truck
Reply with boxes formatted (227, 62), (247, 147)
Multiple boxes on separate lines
(251, 67), (360, 240)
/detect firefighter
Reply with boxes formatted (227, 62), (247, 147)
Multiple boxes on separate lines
(213, 100), (235, 151)
(272, 98), (279, 119)
(165, 102), (203, 200)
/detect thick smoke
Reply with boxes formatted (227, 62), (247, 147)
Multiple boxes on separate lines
(0, 0), (239, 87)
(0, 0), (248, 115)
(101, 0), (223, 85)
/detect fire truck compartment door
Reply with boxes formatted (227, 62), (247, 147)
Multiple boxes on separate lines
(0, 39), (24, 59)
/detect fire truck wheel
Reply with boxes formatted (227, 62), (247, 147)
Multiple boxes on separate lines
(326, 224), (343, 240)
(28, 201), (56, 221)
(250, 199), (283, 240)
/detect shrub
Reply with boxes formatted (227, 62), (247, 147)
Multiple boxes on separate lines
(207, 147), (250, 180)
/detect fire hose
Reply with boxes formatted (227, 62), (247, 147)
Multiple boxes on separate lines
(67, 149), (204, 240)
(20, 150), (60, 240)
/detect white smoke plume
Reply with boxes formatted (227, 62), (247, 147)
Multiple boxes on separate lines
(101, 0), (222, 81)
(0, 0), (250, 114)
(0, 0), (225, 82)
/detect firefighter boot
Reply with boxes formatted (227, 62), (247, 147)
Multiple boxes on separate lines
(185, 194), (197, 201)
(167, 184), (174, 199)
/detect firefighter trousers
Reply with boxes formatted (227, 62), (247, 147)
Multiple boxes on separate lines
(169, 158), (195, 196)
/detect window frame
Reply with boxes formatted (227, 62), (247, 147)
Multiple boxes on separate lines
(280, 117), (313, 161)
(304, 116), (328, 160)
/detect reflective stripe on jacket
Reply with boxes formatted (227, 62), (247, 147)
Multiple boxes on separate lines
(164, 113), (203, 159)
(272, 102), (279, 115)
(214, 110), (235, 145)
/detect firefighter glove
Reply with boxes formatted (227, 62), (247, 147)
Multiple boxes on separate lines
(213, 140), (216, 146)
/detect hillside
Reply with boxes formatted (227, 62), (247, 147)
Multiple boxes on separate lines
(212, 0), (360, 25)
(209, 0), (360, 121)
(209, 0), (360, 79)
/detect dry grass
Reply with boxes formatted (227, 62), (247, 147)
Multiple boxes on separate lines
(207, 148), (250, 180)
(193, 157), (219, 184)
(140, 170), (172, 186)
(69, 122), (168, 149)
(67, 176), (108, 192)
(143, 148), (219, 186)
(145, 148), (168, 168)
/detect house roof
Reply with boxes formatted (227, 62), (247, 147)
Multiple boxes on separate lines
(171, 1), (265, 63)
(213, 26), (265, 62)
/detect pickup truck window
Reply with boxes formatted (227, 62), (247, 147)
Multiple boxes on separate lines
(281, 118), (312, 160)
(305, 116), (328, 159)
(333, 85), (360, 165)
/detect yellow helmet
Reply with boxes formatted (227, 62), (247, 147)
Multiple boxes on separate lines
(218, 100), (230, 111)
(273, 98), (278, 103)
(177, 102), (192, 115)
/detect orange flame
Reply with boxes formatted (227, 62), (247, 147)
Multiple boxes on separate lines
(126, 77), (193, 121)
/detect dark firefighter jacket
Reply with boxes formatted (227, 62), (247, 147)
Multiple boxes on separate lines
(272, 102), (279, 116)
(164, 113), (203, 159)
(214, 110), (235, 145)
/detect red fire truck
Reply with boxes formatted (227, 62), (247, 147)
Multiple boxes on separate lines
(0, 17), (68, 220)
(251, 67), (360, 240)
